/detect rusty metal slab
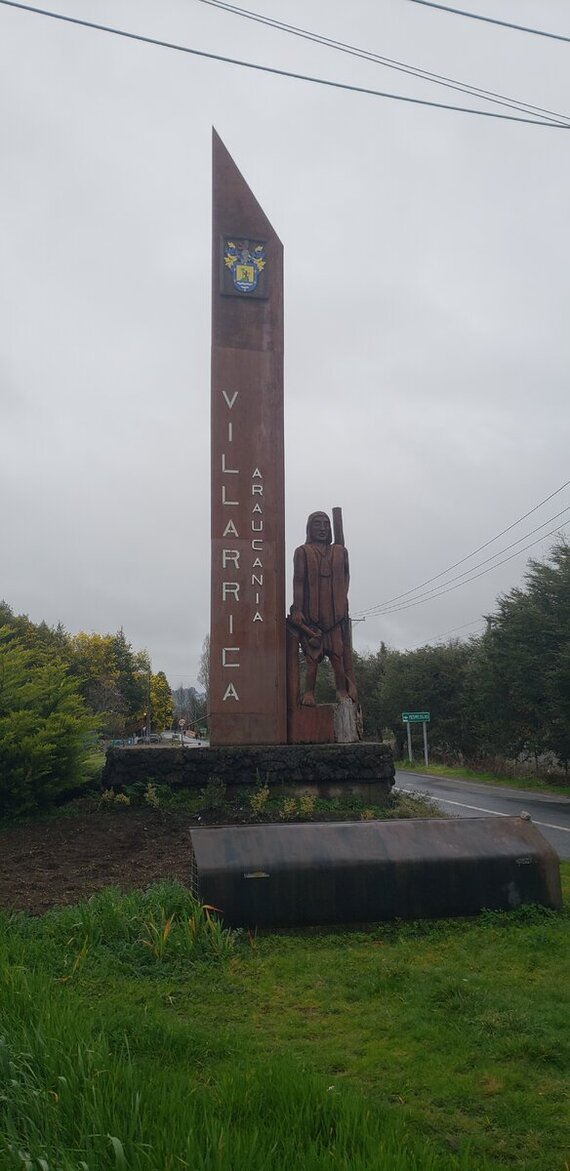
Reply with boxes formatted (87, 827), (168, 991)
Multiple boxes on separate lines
(189, 817), (562, 927)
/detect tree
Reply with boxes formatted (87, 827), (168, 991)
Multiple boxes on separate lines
(109, 628), (150, 733)
(197, 634), (210, 702)
(0, 604), (172, 741)
(150, 671), (173, 733)
(68, 628), (150, 737)
(465, 540), (570, 769)
(172, 685), (207, 732)
(0, 601), (70, 656)
(0, 627), (97, 816)
(378, 641), (474, 759)
(68, 632), (126, 734)
(353, 644), (389, 739)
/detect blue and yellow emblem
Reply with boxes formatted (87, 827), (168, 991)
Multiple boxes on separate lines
(223, 238), (266, 294)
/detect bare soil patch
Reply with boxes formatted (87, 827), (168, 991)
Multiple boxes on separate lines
(0, 806), (200, 916)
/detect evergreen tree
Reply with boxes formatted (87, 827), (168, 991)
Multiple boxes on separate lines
(378, 641), (474, 758)
(0, 627), (96, 816)
(353, 645), (388, 739)
(466, 540), (570, 769)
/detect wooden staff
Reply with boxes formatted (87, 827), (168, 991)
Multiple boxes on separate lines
(332, 506), (344, 547)
(332, 507), (358, 702)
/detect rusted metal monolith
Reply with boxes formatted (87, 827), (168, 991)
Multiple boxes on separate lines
(189, 816), (563, 928)
(210, 131), (286, 745)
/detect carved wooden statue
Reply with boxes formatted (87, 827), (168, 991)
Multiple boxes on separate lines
(288, 509), (358, 709)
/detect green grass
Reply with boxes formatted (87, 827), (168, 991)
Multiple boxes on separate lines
(1, 870), (568, 1170)
(395, 759), (570, 798)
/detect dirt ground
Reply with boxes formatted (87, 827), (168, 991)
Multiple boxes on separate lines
(0, 805), (201, 916)
(0, 801), (376, 916)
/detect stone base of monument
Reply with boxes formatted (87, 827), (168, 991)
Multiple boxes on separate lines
(287, 698), (360, 744)
(189, 817), (562, 928)
(102, 742), (395, 803)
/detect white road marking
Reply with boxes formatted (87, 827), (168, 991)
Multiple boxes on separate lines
(396, 788), (570, 834)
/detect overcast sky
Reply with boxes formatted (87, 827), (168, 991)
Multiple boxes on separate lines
(1, 0), (569, 687)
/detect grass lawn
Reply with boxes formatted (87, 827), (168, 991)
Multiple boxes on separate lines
(1, 867), (568, 1171)
(394, 760), (570, 799)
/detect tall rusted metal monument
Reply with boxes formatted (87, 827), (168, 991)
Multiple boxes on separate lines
(210, 131), (286, 746)
(106, 138), (559, 934)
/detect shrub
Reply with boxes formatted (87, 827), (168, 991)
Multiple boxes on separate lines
(0, 628), (97, 817)
(298, 792), (316, 816)
(279, 797), (297, 820)
(201, 775), (227, 810)
(249, 783), (270, 816)
(144, 782), (160, 808)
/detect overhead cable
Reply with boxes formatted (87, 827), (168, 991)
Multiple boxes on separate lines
(0, 1), (567, 126)
(358, 505), (570, 617)
(430, 617), (483, 640)
(354, 476), (570, 617)
(402, 0), (570, 44)
(370, 522), (570, 617)
(196, 0), (570, 124)
(404, 617), (483, 648)
(364, 506), (570, 617)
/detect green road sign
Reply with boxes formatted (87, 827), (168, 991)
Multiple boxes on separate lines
(402, 711), (430, 722)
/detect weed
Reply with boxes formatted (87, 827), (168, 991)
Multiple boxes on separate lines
(384, 790), (439, 818)
(144, 782), (160, 808)
(279, 797), (297, 820)
(298, 792), (316, 816)
(61, 936), (90, 982)
(201, 776), (227, 810)
(108, 1134), (128, 1168)
(360, 808), (376, 820)
(100, 789), (130, 808)
(0, 884), (239, 982)
(249, 784), (270, 816)
(254, 769), (270, 788)
(122, 780), (155, 805)
(276, 792), (318, 819)
(141, 911), (175, 961)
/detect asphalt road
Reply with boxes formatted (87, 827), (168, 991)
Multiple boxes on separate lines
(395, 768), (570, 860)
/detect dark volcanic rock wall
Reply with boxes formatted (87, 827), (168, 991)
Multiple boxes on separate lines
(102, 743), (395, 802)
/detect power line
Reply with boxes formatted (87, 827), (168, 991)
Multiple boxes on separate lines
(369, 507), (570, 616)
(373, 522), (570, 617)
(404, 617), (483, 649)
(402, 0), (570, 44)
(0, 0), (567, 127)
(360, 505), (570, 618)
(354, 477), (570, 617)
(431, 617), (483, 640)
(196, 0), (570, 124)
